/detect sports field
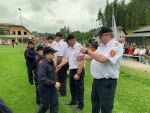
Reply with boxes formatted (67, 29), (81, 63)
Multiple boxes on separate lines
(0, 45), (150, 113)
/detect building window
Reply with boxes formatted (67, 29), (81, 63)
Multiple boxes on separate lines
(18, 31), (21, 35)
(12, 31), (16, 35)
(24, 32), (27, 35)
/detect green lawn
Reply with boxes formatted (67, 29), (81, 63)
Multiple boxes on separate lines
(0, 45), (150, 113)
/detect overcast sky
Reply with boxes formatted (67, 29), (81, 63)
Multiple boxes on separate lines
(0, 0), (129, 33)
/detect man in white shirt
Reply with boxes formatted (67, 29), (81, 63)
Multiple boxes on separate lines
(56, 34), (85, 112)
(55, 32), (69, 96)
(81, 26), (123, 113)
(46, 35), (58, 49)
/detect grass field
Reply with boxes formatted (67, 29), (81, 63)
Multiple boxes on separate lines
(0, 45), (150, 113)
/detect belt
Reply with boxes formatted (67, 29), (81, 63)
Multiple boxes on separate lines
(94, 78), (117, 81)
(70, 69), (77, 71)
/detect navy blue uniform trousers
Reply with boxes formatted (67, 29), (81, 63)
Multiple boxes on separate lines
(0, 99), (12, 113)
(69, 69), (85, 109)
(38, 87), (58, 113)
(26, 61), (35, 84)
(57, 63), (68, 96)
(92, 79), (117, 113)
(34, 70), (40, 102)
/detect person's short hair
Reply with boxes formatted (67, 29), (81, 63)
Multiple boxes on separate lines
(28, 41), (34, 45)
(47, 35), (54, 40)
(55, 32), (63, 37)
(65, 34), (75, 42)
(90, 41), (99, 49)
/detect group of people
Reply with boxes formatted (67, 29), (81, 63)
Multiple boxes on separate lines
(24, 26), (123, 113)
(123, 42), (150, 63)
(124, 42), (150, 56)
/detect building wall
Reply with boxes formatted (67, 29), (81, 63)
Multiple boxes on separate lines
(0, 24), (34, 44)
(9, 26), (32, 35)
(126, 37), (150, 48)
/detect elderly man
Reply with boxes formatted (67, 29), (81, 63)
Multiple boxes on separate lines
(81, 26), (123, 113)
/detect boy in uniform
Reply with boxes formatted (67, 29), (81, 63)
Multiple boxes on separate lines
(37, 47), (61, 113)
(34, 45), (44, 104)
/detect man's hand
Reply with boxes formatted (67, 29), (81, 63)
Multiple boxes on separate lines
(55, 82), (61, 88)
(56, 64), (62, 72)
(74, 74), (80, 80)
(80, 47), (88, 54)
(76, 54), (84, 61)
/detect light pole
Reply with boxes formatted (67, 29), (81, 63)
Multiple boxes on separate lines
(18, 8), (23, 45)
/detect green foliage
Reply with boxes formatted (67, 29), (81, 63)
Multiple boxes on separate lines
(32, 31), (55, 38)
(72, 29), (96, 44)
(97, 0), (150, 29)
(59, 26), (70, 39)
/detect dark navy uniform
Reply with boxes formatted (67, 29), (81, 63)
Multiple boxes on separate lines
(0, 99), (12, 113)
(24, 47), (36, 84)
(34, 54), (43, 104)
(37, 59), (58, 113)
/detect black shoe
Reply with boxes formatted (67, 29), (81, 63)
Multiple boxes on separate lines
(66, 101), (77, 105)
(29, 81), (34, 85)
(72, 107), (83, 113)
(36, 100), (40, 105)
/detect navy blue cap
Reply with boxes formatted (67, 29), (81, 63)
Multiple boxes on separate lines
(43, 47), (57, 55)
(36, 45), (43, 51)
(96, 26), (113, 37)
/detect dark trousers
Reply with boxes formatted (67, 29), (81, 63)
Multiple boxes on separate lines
(92, 79), (117, 113)
(35, 71), (40, 102)
(57, 64), (68, 96)
(0, 99), (12, 113)
(69, 69), (85, 109)
(26, 61), (35, 84)
(38, 88), (58, 113)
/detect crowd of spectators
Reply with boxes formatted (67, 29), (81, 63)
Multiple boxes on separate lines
(123, 42), (150, 64)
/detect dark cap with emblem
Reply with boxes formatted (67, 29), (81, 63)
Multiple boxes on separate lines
(36, 45), (44, 51)
(43, 47), (57, 55)
(65, 34), (75, 42)
(96, 26), (113, 37)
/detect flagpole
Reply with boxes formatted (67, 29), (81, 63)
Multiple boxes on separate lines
(112, 7), (119, 40)
(18, 8), (23, 47)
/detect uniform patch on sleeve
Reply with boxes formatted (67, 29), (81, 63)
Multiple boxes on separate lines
(39, 60), (43, 64)
(109, 49), (116, 57)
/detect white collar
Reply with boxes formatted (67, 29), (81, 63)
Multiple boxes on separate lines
(101, 39), (115, 47)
